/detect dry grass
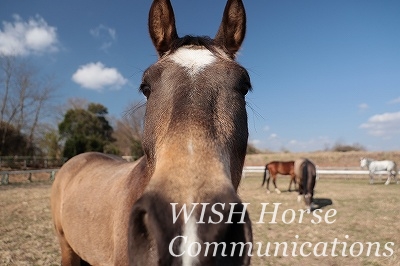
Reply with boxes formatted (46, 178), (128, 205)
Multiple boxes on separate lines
(0, 182), (59, 265)
(239, 174), (400, 266)
(1, 151), (399, 265)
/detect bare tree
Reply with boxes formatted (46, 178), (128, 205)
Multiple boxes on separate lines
(0, 56), (14, 123)
(27, 76), (57, 153)
(36, 123), (62, 159)
(1, 56), (16, 151)
(0, 55), (58, 155)
(66, 97), (89, 110)
(112, 101), (145, 157)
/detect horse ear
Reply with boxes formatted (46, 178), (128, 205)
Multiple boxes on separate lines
(148, 0), (179, 57)
(214, 0), (246, 58)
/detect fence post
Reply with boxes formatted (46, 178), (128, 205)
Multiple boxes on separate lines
(50, 170), (56, 181)
(1, 173), (9, 185)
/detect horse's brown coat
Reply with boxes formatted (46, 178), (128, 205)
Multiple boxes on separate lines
(262, 161), (296, 193)
(51, 0), (253, 265)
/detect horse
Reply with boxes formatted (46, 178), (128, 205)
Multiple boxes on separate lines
(51, 0), (253, 265)
(294, 158), (317, 210)
(261, 161), (296, 194)
(360, 157), (398, 185)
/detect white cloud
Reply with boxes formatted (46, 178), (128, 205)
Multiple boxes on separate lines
(358, 103), (369, 111)
(90, 24), (116, 51)
(263, 125), (270, 131)
(249, 139), (261, 146)
(72, 62), (127, 91)
(269, 133), (278, 139)
(0, 14), (59, 56)
(360, 111), (400, 137)
(388, 97), (400, 105)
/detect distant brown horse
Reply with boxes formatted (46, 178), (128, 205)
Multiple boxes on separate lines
(51, 0), (253, 265)
(294, 158), (317, 210)
(262, 161), (296, 194)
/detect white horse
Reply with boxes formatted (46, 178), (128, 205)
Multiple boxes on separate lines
(360, 157), (399, 185)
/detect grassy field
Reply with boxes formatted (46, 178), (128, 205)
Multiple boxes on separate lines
(239, 174), (400, 266)
(0, 159), (399, 265)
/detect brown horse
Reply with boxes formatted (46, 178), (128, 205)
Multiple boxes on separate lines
(294, 158), (317, 210)
(261, 161), (296, 194)
(51, 0), (253, 265)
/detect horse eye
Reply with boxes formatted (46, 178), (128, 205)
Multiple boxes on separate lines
(239, 80), (251, 96)
(140, 83), (151, 98)
(238, 72), (251, 96)
(242, 82), (251, 96)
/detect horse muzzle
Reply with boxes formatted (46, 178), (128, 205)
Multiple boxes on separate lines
(128, 191), (253, 266)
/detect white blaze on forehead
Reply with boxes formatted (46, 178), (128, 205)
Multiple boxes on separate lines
(170, 47), (216, 75)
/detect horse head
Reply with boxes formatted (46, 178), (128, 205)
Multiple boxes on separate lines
(128, 0), (252, 265)
(360, 157), (368, 168)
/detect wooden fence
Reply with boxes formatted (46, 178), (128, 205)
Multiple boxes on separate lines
(0, 169), (59, 185)
(2, 166), (398, 185)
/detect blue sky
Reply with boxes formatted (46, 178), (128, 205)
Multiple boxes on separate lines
(1, 0), (400, 152)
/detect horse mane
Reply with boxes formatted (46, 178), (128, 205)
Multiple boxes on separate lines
(167, 35), (226, 57)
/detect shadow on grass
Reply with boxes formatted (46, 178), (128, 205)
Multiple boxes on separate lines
(313, 198), (333, 209)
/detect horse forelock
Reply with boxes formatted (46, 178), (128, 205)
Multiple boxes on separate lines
(166, 35), (229, 59)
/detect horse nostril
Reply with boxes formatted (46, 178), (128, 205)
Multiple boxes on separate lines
(193, 201), (252, 265)
(128, 205), (155, 266)
(221, 204), (253, 262)
(130, 206), (148, 242)
(129, 193), (182, 266)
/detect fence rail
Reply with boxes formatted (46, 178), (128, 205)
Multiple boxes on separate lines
(1, 166), (398, 185)
(0, 169), (59, 185)
(0, 156), (66, 169)
(242, 166), (399, 178)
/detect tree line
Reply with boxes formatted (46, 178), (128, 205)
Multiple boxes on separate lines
(0, 55), (144, 161)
